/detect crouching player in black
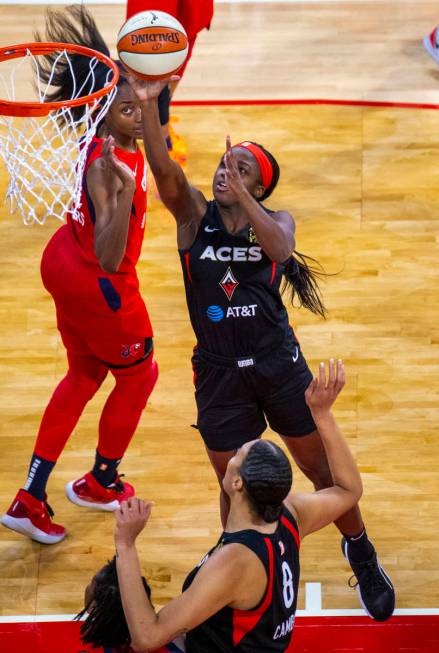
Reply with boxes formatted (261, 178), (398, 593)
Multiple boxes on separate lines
(115, 360), (366, 652)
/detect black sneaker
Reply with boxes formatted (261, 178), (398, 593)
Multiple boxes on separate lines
(341, 537), (395, 621)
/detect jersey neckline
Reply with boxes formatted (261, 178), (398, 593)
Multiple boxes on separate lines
(214, 201), (250, 238)
(92, 134), (139, 157)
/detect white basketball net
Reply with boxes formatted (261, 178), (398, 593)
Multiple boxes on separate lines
(0, 48), (117, 225)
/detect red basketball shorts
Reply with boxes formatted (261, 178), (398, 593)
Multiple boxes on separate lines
(41, 226), (153, 367)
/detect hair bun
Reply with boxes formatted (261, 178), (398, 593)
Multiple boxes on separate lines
(262, 504), (283, 523)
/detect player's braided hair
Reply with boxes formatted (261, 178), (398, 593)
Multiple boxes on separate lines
(248, 142), (328, 318)
(283, 251), (328, 318)
(34, 5), (126, 123)
(75, 556), (151, 649)
(239, 440), (293, 523)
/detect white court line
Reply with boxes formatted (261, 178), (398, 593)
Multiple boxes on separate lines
(1, 580), (438, 624)
(2, 609), (439, 623)
(305, 582), (322, 612)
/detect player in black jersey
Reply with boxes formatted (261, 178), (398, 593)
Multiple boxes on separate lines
(114, 360), (363, 652)
(127, 76), (395, 622)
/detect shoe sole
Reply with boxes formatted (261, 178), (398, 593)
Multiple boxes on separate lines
(423, 35), (439, 65)
(342, 539), (395, 621)
(65, 481), (119, 512)
(0, 514), (65, 545)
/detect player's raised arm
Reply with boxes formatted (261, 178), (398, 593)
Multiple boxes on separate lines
(285, 359), (363, 539)
(114, 498), (244, 651)
(127, 75), (207, 227)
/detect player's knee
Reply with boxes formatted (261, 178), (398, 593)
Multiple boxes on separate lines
(61, 369), (106, 413)
(69, 370), (105, 398)
(298, 459), (333, 490)
(113, 358), (159, 410)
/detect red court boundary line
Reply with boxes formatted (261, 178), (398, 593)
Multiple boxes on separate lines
(172, 98), (439, 110)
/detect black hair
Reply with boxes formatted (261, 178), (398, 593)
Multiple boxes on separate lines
(239, 440), (293, 523)
(283, 251), (327, 318)
(75, 556), (151, 650)
(34, 5), (125, 123)
(244, 142), (327, 317)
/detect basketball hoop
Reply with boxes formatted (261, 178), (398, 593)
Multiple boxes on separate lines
(0, 42), (119, 225)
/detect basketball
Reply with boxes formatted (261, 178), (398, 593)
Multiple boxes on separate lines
(117, 10), (188, 80)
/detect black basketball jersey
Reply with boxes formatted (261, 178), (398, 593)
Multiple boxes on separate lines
(179, 201), (290, 358)
(183, 508), (300, 653)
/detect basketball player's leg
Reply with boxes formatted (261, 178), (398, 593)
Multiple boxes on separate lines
(192, 351), (265, 526)
(260, 339), (367, 533)
(205, 448), (238, 527)
(1, 322), (107, 543)
(98, 351), (158, 464)
(66, 330), (158, 510)
(260, 340), (395, 621)
(33, 349), (108, 485)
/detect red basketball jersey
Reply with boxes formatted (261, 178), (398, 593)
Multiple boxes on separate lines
(126, 1), (214, 40)
(68, 136), (147, 275)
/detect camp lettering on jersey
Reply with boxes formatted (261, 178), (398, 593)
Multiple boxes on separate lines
(179, 201), (289, 358)
(68, 136), (147, 274)
(183, 508), (300, 652)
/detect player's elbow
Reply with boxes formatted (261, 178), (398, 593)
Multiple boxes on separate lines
(354, 476), (363, 504)
(334, 477), (363, 517)
(276, 244), (294, 264)
(273, 236), (294, 264)
(131, 638), (151, 653)
(345, 477), (363, 508)
(130, 629), (162, 652)
(95, 244), (121, 274)
(98, 255), (120, 274)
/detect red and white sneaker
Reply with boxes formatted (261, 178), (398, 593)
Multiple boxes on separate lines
(1, 489), (66, 544)
(423, 27), (439, 65)
(65, 472), (135, 511)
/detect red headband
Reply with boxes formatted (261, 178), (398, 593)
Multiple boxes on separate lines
(234, 141), (273, 189)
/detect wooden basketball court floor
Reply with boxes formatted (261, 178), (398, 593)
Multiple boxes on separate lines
(0, 1), (438, 650)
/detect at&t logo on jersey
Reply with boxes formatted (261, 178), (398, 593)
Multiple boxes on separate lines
(206, 304), (257, 322)
(200, 245), (262, 262)
(206, 306), (224, 322)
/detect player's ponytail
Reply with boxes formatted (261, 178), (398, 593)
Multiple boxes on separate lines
(239, 440), (292, 524)
(34, 5), (125, 122)
(75, 556), (152, 648)
(282, 251), (327, 318)
(242, 143), (327, 317)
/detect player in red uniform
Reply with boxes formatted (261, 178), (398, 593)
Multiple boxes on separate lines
(126, 0), (214, 161)
(113, 360), (363, 652)
(0, 6), (158, 544)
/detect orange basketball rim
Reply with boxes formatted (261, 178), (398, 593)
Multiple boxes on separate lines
(0, 42), (119, 117)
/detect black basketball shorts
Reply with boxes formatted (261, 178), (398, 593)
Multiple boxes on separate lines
(191, 333), (316, 452)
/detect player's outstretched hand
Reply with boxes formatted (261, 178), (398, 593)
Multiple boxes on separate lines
(101, 135), (135, 189)
(224, 135), (248, 200)
(126, 73), (180, 102)
(305, 359), (345, 415)
(114, 497), (154, 548)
